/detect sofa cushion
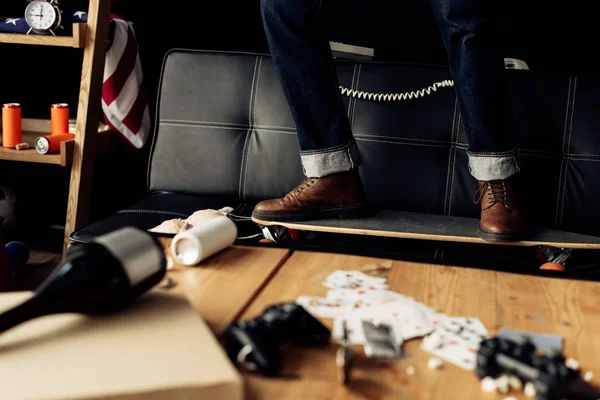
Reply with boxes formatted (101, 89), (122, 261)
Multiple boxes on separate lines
(69, 192), (239, 245)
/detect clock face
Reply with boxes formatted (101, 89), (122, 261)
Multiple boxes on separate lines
(25, 1), (58, 31)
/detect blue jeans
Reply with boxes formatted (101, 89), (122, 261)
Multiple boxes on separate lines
(260, 0), (519, 181)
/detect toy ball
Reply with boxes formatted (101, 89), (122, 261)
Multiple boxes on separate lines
(6, 241), (30, 268)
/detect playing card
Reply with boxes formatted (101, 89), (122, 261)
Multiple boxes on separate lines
(326, 288), (397, 304)
(323, 270), (389, 290)
(336, 300), (433, 342)
(420, 316), (490, 370)
(437, 316), (489, 348)
(296, 296), (355, 319)
(367, 301), (435, 340)
(421, 331), (479, 370)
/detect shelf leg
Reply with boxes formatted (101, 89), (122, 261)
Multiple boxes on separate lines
(63, 0), (113, 257)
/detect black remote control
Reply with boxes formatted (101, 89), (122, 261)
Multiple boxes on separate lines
(222, 302), (330, 376)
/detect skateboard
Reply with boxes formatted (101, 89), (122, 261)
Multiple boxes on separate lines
(252, 209), (600, 272)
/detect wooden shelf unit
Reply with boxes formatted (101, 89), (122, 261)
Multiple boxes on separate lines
(1, 0), (113, 257)
(0, 23), (86, 48)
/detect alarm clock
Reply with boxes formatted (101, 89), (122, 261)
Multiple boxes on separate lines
(24, 0), (62, 35)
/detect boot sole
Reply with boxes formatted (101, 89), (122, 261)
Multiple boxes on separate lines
(477, 226), (524, 242)
(252, 203), (369, 223)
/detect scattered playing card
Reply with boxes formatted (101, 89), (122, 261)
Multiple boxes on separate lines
(303, 268), (491, 367)
(326, 288), (399, 306)
(296, 296), (355, 319)
(363, 301), (435, 340)
(420, 316), (489, 370)
(323, 270), (389, 291)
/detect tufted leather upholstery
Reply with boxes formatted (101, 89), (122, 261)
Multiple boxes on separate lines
(70, 49), (600, 255)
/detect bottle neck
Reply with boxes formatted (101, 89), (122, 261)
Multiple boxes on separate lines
(0, 295), (49, 335)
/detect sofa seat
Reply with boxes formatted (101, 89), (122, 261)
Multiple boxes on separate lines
(69, 192), (239, 245)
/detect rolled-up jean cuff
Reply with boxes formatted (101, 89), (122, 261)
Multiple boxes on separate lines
(467, 151), (520, 181)
(300, 143), (361, 177)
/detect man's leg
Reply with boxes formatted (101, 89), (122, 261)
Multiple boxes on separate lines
(253, 0), (367, 222)
(429, 0), (524, 240)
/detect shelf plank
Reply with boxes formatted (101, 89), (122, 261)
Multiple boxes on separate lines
(0, 23), (86, 48)
(0, 130), (61, 165)
(0, 118), (112, 166)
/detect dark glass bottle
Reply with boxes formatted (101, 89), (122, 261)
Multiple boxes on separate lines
(0, 227), (166, 335)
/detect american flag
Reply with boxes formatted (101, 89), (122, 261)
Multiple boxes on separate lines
(0, 10), (150, 149)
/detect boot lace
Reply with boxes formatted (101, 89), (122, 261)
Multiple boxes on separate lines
(473, 180), (514, 210)
(294, 177), (317, 196)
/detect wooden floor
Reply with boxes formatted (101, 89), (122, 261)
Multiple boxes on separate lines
(11, 241), (600, 399)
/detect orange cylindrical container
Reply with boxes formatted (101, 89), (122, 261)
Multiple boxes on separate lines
(51, 103), (69, 136)
(35, 133), (75, 154)
(2, 103), (22, 148)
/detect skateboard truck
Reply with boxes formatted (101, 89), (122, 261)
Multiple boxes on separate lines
(260, 225), (301, 244)
(537, 246), (571, 272)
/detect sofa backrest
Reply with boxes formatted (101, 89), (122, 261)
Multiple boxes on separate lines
(147, 49), (600, 236)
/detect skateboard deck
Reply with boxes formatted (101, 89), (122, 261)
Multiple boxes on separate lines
(252, 209), (600, 249)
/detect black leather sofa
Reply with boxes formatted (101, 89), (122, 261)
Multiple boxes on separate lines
(69, 49), (600, 277)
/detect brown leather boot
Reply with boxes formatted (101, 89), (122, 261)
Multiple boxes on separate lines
(252, 169), (368, 222)
(474, 178), (525, 241)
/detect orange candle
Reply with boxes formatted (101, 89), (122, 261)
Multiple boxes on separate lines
(51, 103), (69, 136)
(2, 103), (22, 148)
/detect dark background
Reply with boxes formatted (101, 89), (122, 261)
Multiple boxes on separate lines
(0, 1), (596, 249)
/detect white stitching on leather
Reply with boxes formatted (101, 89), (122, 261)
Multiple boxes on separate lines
(160, 122), (249, 131)
(555, 76), (573, 228)
(350, 64), (362, 128)
(447, 112), (462, 214)
(160, 119), (296, 131)
(347, 64), (358, 119)
(252, 57), (262, 128)
(443, 99), (459, 215)
(559, 76), (577, 227)
(243, 56), (263, 200)
(158, 121), (600, 159)
(568, 158), (600, 162)
(117, 209), (189, 217)
(161, 120), (249, 126)
(567, 153), (600, 157)
(354, 133), (448, 144)
(256, 129), (296, 135)
(355, 137), (448, 148)
(239, 56), (260, 200)
(160, 122), (296, 136)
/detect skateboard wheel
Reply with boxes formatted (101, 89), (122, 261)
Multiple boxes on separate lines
(259, 238), (276, 244)
(539, 262), (566, 272)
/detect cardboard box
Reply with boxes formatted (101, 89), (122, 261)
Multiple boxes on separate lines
(0, 289), (243, 400)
